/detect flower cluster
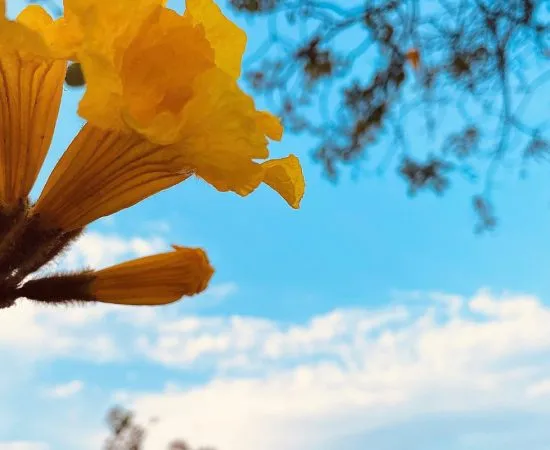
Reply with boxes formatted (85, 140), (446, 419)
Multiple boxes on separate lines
(0, 0), (304, 308)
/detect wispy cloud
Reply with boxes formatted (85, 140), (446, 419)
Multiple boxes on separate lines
(42, 380), (84, 399)
(0, 232), (237, 364)
(125, 290), (550, 450)
(6, 231), (550, 450)
(58, 231), (168, 270)
(0, 443), (49, 450)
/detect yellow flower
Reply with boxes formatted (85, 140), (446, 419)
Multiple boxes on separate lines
(18, 246), (214, 306)
(0, 0), (304, 308)
(32, 0), (304, 233)
(0, 6), (65, 213)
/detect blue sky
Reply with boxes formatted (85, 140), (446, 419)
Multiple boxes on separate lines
(2, 1), (550, 450)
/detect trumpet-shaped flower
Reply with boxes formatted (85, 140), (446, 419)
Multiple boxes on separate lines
(18, 246), (214, 306)
(0, 0), (305, 309)
(0, 7), (65, 213)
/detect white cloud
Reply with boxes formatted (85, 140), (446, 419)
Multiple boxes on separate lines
(0, 443), (49, 450)
(111, 390), (132, 404)
(57, 231), (168, 270)
(0, 232), (161, 362)
(135, 305), (411, 368)
(43, 380), (84, 399)
(0, 301), (119, 362)
(526, 378), (550, 398)
(0, 231), (234, 363)
(6, 279), (550, 450)
(116, 290), (550, 450)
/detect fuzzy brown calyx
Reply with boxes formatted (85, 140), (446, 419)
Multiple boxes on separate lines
(16, 271), (97, 305)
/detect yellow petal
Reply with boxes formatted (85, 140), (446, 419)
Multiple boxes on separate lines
(76, 51), (126, 129)
(16, 5), (54, 34)
(261, 155), (305, 209)
(64, 0), (167, 128)
(176, 68), (270, 195)
(90, 246), (214, 305)
(184, 0), (246, 78)
(0, 5), (76, 60)
(17, 7), (83, 59)
(71, 3), (216, 138)
(33, 125), (190, 231)
(256, 111), (284, 141)
(64, 0), (164, 52)
(172, 68), (305, 205)
(0, 7), (52, 57)
(119, 6), (215, 143)
(0, 52), (65, 210)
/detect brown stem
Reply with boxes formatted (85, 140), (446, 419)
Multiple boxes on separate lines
(0, 216), (62, 279)
(10, 227), (84, 285)
(16, 271), (96, 305)
(0, 199), (30, 267)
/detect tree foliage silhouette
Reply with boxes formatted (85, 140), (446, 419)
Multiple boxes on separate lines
(103, 406), (216, 450)
(230, 0), (550, 230)
(26, 0), (550, 229)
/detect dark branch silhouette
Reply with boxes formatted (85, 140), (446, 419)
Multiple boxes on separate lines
(103, 406), (216, 450)
(26, 0), (550, 229)
(230, 0), (550, 230)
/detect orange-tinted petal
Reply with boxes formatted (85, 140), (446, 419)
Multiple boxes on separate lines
(176, 68), (270, 194)
(63, 0), (167, 129)
(119, 7), (215, 143)
(0, 10), (49, 57)
(63, 0), (165, 53)
(0, 5), (75, 59)
(261, 155), (305, 209)
(256, 111), (284, 141)
(33, 124), (190, 231)
(0, 52), (65, 210)
(17, 6), (83, 59)
(71, 3), (216, 139)
(90, 246), (214, 305)
(184, 0), (246, 78)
